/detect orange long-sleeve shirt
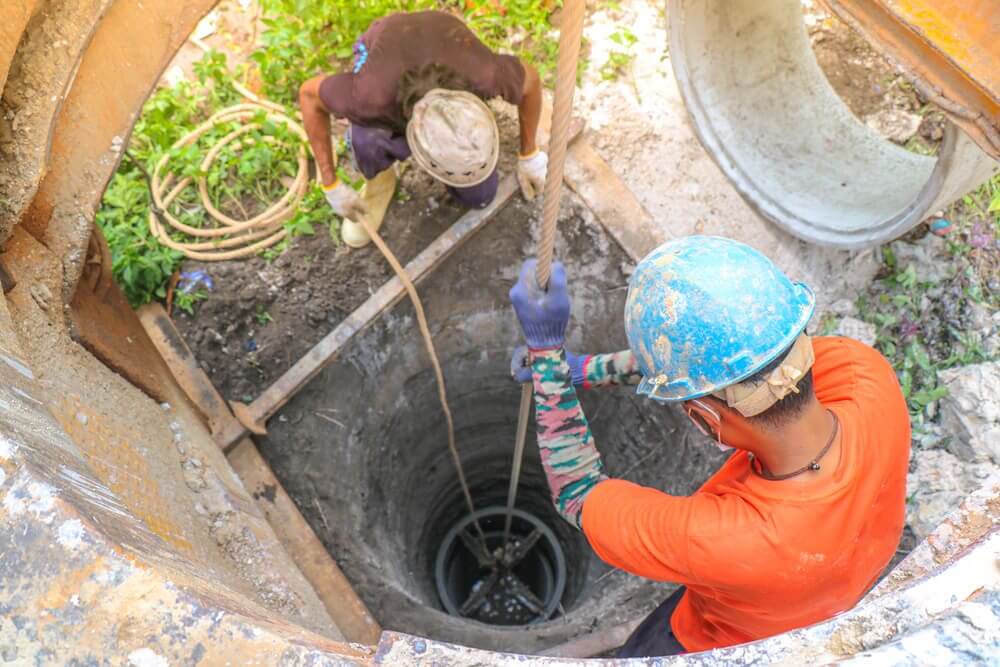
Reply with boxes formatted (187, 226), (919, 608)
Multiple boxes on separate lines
(581, 337), (910, 652)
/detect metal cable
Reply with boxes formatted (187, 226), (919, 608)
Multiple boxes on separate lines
(503, 0), (586, 549)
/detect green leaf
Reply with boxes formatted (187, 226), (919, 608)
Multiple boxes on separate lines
(910, 342), (932, 371)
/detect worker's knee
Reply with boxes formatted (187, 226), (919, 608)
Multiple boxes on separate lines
(447, 169), (499, 209)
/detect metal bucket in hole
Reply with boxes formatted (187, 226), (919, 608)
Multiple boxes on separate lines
(434, 506), (567, 625)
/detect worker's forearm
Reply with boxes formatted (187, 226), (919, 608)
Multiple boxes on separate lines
(581, 350), (642, 389)
(518, 64), (542, 156)
(532, 348), (608, 528)
(299, 77), (339, 186)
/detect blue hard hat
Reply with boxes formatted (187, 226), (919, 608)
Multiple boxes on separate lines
(624, 236), (815, 402)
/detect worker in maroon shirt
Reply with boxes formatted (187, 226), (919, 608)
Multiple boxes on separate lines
(299, 10), (546, 248)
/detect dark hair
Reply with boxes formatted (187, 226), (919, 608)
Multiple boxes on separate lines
(397, 64), (473, 121)
(744, 347), (815, 428)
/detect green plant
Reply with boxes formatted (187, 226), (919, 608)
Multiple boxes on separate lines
(97, 171), (184, 307)
(252, 0), (561, 107)
(174, 288), (208, 316)
(599, 28), (637, 81)
(255, 304), (274, 325)
(856, 177), (998, 422)
(460, 1), (562, 83)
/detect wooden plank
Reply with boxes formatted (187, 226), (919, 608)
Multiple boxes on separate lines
(219, 173), (521, 448)
(221, 120), (587, 448)
(228, 437), (382, 646)
(137, 302), (379, 643)
(137, 302), (240, 437)
(564, 139), (663, 263)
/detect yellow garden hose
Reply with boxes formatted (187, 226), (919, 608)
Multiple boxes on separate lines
(147, 36), (309, 261)
(147, 100), (309, 261)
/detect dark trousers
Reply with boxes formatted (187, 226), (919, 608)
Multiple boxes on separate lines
(347, 124), (499, 209)
(616, 586), (689, 658)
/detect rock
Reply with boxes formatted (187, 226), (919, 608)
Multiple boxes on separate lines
(833, 316), (878, 347)
(906, 449), (991, 540)
(889, 236), (952, 283)
(864, 108), (922, 143)
(967, 301), (994, 332)
(828, 298), (857, 317)
(937, 361), (1000, 465)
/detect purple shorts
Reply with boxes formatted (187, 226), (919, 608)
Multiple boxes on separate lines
(347, 124), (498, 209)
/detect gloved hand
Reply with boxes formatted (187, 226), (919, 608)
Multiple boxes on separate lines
(509, 259), (570, 350)
(511, 345), (587, 386)
(517, 150), (548, 201)
(323, 179), (368, 220)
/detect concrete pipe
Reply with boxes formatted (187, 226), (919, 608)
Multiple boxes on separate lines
(668, 0), (999, 249)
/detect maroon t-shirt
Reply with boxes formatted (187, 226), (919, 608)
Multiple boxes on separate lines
(318, 11), (526, 132)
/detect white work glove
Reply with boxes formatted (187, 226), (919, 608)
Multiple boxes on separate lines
(517, 150), (548, 201)
(323, 179), (368, 220)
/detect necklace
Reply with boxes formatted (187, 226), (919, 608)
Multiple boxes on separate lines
(752, 411), (839, 481)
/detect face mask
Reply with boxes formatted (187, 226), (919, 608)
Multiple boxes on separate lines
(685, 399), (734, 452)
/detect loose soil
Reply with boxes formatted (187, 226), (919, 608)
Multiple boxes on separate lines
(175, 106), (524, 402)
(806, 2), (946, 152)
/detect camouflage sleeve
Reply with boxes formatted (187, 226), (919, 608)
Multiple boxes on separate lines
(581, 350), (642, 389)
(531, 348), (608, 529)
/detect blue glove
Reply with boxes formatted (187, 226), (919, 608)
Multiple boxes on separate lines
(511, 345), (587, 386)
(509, 259), (570, 350)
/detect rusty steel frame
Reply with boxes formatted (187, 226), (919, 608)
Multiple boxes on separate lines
(138, 302), (381, 645)
(218, 174), (521, 448)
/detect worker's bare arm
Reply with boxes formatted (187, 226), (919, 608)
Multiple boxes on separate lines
(581, 350), (642, 388)
(299, 75), (338, 186)
(517, 62), (542, 156)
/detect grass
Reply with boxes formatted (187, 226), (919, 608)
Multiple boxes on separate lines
(98, 0), (560, 309)
(856, 173), (999, 426)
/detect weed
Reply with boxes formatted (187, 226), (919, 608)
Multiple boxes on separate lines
(97, 171), (183, 307)
(174, 288), (208, 316)
(856, 172), (998, 424)
(599, 28), (637, 81)
(255, 304), (274, 325)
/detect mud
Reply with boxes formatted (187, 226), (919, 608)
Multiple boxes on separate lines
(254, 192), (729, 652)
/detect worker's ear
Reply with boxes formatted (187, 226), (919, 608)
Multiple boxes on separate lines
(700, 396), (759, 440)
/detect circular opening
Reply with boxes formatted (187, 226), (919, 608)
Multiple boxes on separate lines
(435, 506), (566, 625)
(666, 0), (992, 247)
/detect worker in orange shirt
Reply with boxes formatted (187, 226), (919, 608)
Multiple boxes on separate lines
(509, 236), (911, 657)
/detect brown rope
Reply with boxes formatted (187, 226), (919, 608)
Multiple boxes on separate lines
(504, 0), (586, 546)
(360, 217), (488, 547)
(535, 0), (585, 287)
